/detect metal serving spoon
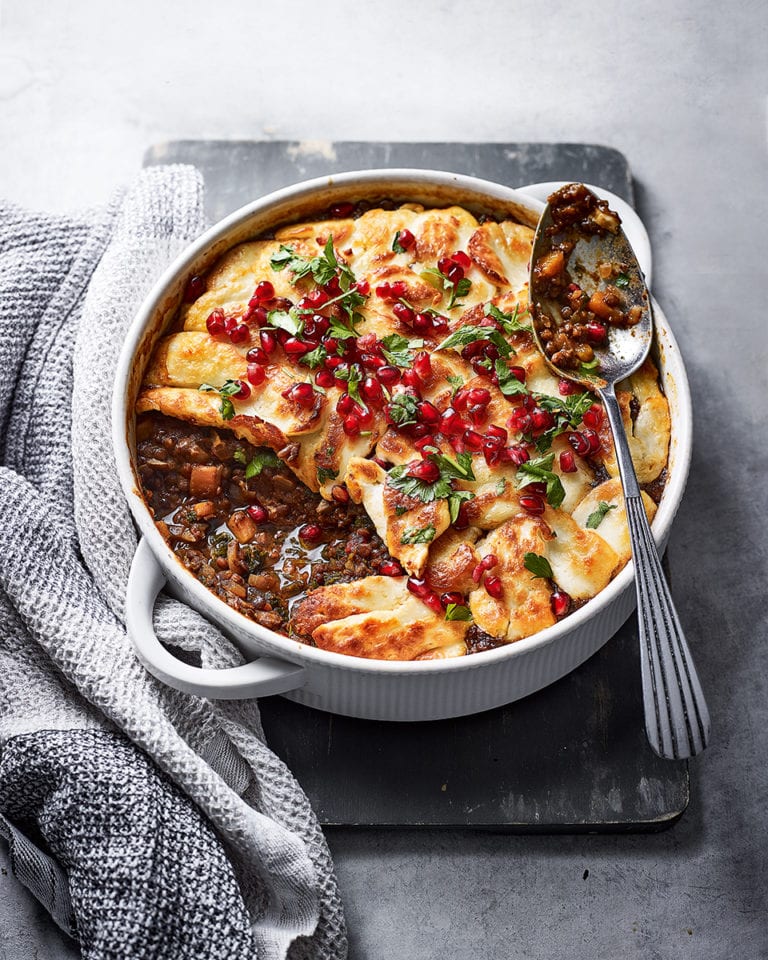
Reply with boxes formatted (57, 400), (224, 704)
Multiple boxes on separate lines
(528, 184), (710, 760)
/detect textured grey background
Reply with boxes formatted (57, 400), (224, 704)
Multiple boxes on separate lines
(1, 1), (766, 958)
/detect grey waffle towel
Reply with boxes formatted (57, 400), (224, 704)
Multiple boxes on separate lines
(0, 166), (346, 960)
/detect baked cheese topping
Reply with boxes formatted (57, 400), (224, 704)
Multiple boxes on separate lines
(137, 202), (670, 660)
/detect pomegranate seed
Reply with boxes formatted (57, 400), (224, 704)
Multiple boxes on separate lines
(325, 355), (344, 371)
(411, 423), (430, 438)
(467, 404), (486, 428)
(393, 302), (415, 325)
(246, 347), (269, 365)
(462, 428), (484, 451)
(440, 408), (464, 436)
(396, 228), (416, 250)
(550, 589), (571, 617)
(432, 316), (449, 336)
(402, 369), (422, 390)
(483, 440), (503, 466)
(246, 504), (268, 523)
(331, 484), (350, 503)
(390, 281), (408, 298)
(206, 309), (226, 336)
(253, 280), (274, 301)
(449, 436), (466, 453)
(356, 332), (379, 353)
(315, 368), (335, 388)
(323, 336), (339, 353)
(461, 340), (486, 360)
(283, 382), (315, 408)
(472, 554), (498, 582)
(451, 250), (471, 270)
(247, 363), (266, 386)
(324, 276), (342, 297)
(300, 523), (323, 541)
(467, 387), (491, 407)
(452, 388), (469, 412)
(509, 366), (527, 383)
(413, 351), (432, 380)
(487, 424), (508, 442)
(412, 312), (434, 335)
(330, 201), (355, 218)
(519, 493), (546, 516)
(558, 379), (579, 396)
(372, 456), (390, 469)
(377, 365), (401, 385)
(445, 263), (464, 284)
(229, 324), (250, 344)
(184, 275), (206, 302)
(303, 314), (329, 339)
(567, 431), (592, 456)
(415, 435), (437, 452)
(440, 591), (465, 608)
(380, 560), (404, 577)
(259, 330), (277, 353)
(508, 409), (533, 434)
(354, 278), (370, 295)
(504, 445), (530, 466)
(230, 380), (250, 401)
(408, 459), (441, 483)
(582, 428), (602, 454)
(245, 304), (269, 325)
(343, 414), (361, 436)
(406, 578), (442, 613)
(559, 450), (577, 473)
(531, 408), (555, 431)
(525, 481), (547, 496)
(454, 502), (470, 529)
(484, 576), (504, 599)
(337, 393), (358, 415)
(307, 288), (330, 308)
(360, 377), (383, 404)
(416, 400), (440, 425)
(361, 353), (386, 370)
(582, 404), (603, 429)
(284, 337), (312, 357)
(585, 321), (607, 344)
(407, 576), (431, 599)
(437, 256), (455, 276)
(375, 283), (393, 300)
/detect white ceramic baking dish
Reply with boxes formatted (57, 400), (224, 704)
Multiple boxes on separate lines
(113, 169), (692, 721)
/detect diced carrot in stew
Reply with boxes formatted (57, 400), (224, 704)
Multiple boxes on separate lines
(189, 464), (222, 498)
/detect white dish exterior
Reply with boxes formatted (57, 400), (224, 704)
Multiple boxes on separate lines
(113, 170), (692, 721)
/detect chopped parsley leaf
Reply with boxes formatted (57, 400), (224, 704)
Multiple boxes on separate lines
(516, 453), (566, 509)
(586, 501), (617, 529)
(523, 552), (554, 581)
(400, 524), (436, 545)
(444, 603), (473, 622)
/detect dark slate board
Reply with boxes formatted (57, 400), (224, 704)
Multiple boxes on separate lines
(145, 141), (688, 831)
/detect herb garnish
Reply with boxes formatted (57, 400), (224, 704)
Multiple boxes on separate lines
(199, 379), (243, 420)
(484, 301), (530, 333)
(523, 552), (554, 581)
(434, 325), (512, 358)
(495, 359), (529, 398)
(316, 467), (339, 485)
(380, 333), (424, 368)
(444, 603), (473, 622)
(334, 364), (366, 408)
(392, 231), (408, 254)
(614, 273), (630, 288)
(388, 453), (475, 523)
(400, 524), (436, 545)
(386, 393), (420, 427)
(516, 453), (566, 509)
(300, 344), (328, 369)
(243, 449), (282, 480)
(420, 267), (472, 310)
(585, 501), (617, 529)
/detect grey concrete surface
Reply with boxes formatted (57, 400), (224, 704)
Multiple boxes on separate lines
(1, 1), (766, 958)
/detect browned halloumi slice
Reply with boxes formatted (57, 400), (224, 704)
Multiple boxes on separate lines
(596, 359), (671, 484)
(469, 516), (556, 641)
(541, 506), (619, 600)
(345, 458), (451, 576)
(292, 575), (468, 660)
(571, 478), (657, 565)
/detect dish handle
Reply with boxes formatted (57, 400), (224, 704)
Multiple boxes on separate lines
(126, 538), (307, 700)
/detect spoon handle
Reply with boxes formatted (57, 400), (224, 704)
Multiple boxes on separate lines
(599, 386), (710, 759)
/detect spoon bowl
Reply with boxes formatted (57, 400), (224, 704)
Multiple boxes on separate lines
(529, 184), (710, 760)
